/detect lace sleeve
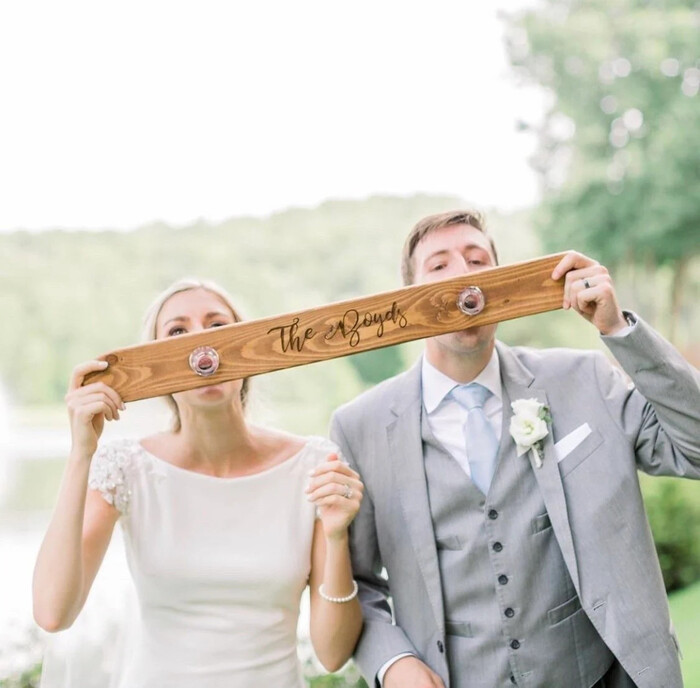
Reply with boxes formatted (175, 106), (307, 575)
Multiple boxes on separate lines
(306, 436), (344, 465)
(87, 440), (134, 514)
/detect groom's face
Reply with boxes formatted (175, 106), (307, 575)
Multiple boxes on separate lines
(412, 223), (497, 283)
(413, 223), (498, 355)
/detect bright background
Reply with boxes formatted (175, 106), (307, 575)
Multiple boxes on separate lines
(1, 1), (698, 687)
(0, 0), (542, 232)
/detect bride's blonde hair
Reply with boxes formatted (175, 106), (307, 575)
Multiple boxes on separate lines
(141, 278), (250, 431)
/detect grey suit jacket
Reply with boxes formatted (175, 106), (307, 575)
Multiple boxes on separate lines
(330, 318), (700, 688)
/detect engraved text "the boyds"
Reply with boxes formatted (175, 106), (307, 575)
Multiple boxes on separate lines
(324, 301), (408, 348)
(267, 318), (316, 352)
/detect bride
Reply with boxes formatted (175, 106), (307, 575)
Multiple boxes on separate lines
(33, 278), (364, 688)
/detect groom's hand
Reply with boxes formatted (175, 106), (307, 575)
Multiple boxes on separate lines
(552, 251), (628, 335)
(384, 655), (445, 688)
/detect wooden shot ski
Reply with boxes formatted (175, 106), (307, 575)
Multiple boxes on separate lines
(84, 253), (567, 402)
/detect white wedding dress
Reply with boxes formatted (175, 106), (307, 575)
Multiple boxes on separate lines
(41, 435), (335, 688)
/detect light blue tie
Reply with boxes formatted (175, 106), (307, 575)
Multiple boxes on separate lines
(451, 383), (499, 494)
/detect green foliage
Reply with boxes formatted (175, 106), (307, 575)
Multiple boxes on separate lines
(505, 0), (700, 344)
(0, 626), (42, 688)
(347, 346), (406, 386)
(641, 475), (700, 592)
(0, 666), (41, 688)
(297, 636), (368, 687)
(307, 668), (368, 688)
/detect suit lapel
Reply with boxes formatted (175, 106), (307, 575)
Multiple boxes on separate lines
(497, 342), (581, 593)
(387, 359), (446, 633)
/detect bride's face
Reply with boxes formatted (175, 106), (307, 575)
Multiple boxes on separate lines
(156, 288), (244, 407)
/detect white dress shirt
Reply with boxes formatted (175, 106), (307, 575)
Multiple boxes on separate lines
(421, 349), (503, 477)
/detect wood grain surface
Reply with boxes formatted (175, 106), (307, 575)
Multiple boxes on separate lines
(84, 253), (566, 401)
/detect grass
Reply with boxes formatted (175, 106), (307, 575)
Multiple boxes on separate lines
(669, 580), (700, 686)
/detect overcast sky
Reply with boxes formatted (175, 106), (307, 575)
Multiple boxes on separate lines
(0, 0), (544, 232)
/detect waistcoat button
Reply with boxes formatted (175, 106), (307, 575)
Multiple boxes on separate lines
(492, 541), (503, 552)
(437, 640), (444, 653)
(498, 574), (509, 585)
(510, 639), (520, 650)
(505, 607), (515, 618)
(488, 509), (499, 520)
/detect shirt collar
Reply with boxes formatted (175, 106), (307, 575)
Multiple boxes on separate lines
(421, 347), (502, 414)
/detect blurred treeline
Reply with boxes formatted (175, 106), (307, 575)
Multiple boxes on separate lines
(0, 193), (697, 408)
(0, 193), (549, 410)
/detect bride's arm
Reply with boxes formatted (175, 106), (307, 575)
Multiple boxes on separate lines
(307, 458), (364, 672)
(32, 360), (123, 632)
(33, 474), (119, 631)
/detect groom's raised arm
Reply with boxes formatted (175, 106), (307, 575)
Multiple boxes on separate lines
(552, 250), (700, 477)
(600, 316), (700, 478)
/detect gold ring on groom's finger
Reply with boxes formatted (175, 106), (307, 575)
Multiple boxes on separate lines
(342, 484), (353, 499)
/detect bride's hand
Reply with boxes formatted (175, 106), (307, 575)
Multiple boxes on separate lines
(65, 360), (124, 459)
(305, 455), (364, 541)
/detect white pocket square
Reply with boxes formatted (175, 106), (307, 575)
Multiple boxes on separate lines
(554, 423), (592, 463)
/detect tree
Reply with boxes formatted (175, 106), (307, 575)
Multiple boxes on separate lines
(505, 0), (699, 342)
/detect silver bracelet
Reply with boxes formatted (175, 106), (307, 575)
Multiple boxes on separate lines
(318, 580), (359, 603)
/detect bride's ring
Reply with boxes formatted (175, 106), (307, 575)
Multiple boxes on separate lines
(583, 278), (591, 289)
(342, 484), (353, 499)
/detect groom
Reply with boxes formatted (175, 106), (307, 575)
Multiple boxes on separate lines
(329, 210), (700, 688)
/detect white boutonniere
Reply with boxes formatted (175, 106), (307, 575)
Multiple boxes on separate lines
(509, 398), (551, 468)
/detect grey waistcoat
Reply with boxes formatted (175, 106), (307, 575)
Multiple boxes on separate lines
(421, 404), (614, 688)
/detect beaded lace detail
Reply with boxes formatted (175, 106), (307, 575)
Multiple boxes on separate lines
(88, 439), (135, 514)
(306, 435), (339, 458)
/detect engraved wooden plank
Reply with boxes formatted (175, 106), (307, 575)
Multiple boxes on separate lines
(84, 253), (566, 401)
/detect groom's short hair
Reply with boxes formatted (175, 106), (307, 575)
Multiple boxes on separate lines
(401, 209), (498, 285)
